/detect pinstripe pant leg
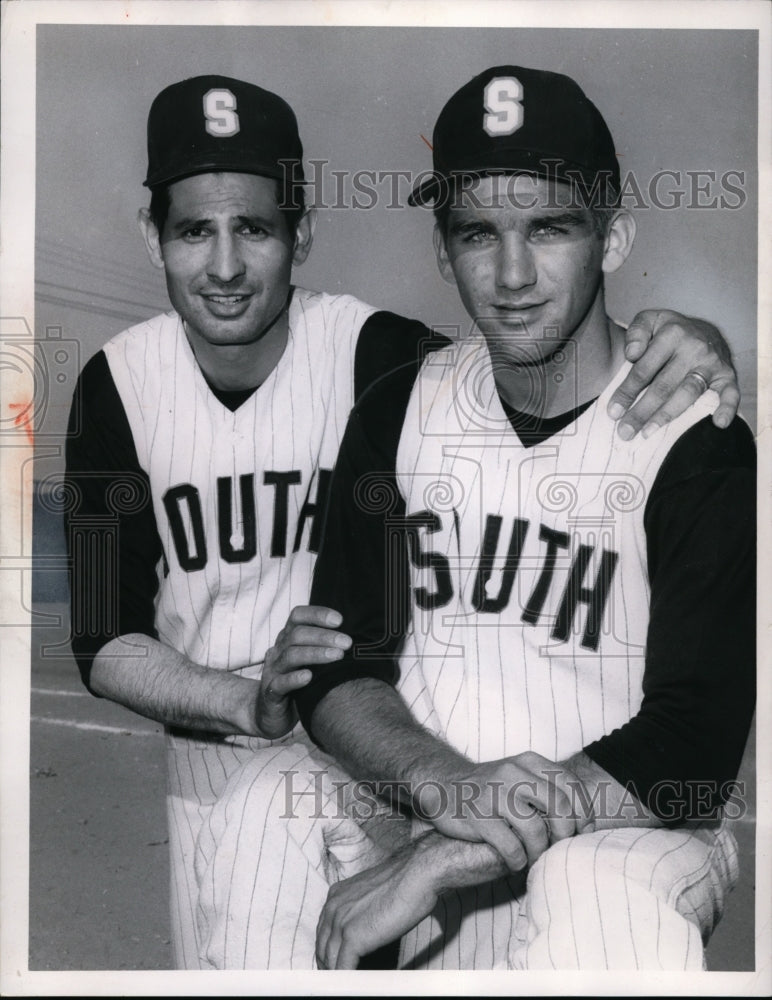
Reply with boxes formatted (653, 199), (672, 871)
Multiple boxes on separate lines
(399, 875), (526, 970)
(166, 732), (247, 970)
(510, 820), (739, 970)
(193, 741), (385, 969)
(165, 729), (304, 969)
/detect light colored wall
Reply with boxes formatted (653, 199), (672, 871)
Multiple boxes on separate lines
(35, 25), (759, 467)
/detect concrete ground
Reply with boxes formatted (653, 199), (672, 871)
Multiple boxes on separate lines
(29, 607), (171, 971)
(28, 605), (757, 973)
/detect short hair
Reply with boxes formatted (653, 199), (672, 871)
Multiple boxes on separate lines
(148, 174), (306, 240)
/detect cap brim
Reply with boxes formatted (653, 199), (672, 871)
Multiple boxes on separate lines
(408, 174), (444, 207)
(408, 149), (619, 208)
(144, 157), (295, 189)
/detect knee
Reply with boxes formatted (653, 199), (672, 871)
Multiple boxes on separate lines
(528, 831), (601, 887)
(213, 745), (361, 850)
(525, 830), (636, 921)
(526, 825), (728, 930)
(515, 832), (710, 970)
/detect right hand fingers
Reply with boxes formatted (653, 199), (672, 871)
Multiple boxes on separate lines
(501, 755), (577, 845)
(447, 759), (575, 863)
(476, 815), (539, 873)
(432, 806), (546, 873)
(454, 783), (551, 870)
(315, 910), (331, 970)
(514, 799), (574, 856)
(272, 606), (351, 661)
(712, 374), (741, 429)
(279, 624), (352, 650)
(267, 630), (352, 673)
(262, 668), (313, 702)
(286, 604), (344, 629)
(420, 781), (541, 873)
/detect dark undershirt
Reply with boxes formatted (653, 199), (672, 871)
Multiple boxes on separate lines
(206, 383), (260, 411)
(301, 359), (756, 825)
(499, 396), (596, 446)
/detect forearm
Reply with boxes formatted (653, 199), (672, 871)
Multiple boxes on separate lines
(311, 678), (470, 793)
(91, 633), (261, 736)
(314, 685), (582, 873)
(412, 829), (511, 893)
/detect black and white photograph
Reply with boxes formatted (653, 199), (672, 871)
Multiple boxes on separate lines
(0, 1), (769, 995)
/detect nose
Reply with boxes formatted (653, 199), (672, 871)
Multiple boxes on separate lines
(207, 232), (246, 285)
(496, 233), (537, 292)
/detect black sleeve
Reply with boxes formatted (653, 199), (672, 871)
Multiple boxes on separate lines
(296, 326), (449, 741)
(64, 351), (163, 691)
(584, 416), (756, 825)
(353, 310), (438, 402)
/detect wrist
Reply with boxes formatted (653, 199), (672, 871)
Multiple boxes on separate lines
(225, 676), (262, 737)
(404, 746), (471, 819)
(409, 831), (508, 895)
(557, 751), (597, 830)
(406, 833), (456, 896)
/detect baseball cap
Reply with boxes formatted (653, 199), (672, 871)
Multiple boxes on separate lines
(144, 75), (303, 189)
(409, 65), (619, 206)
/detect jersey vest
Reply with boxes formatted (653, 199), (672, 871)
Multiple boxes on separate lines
(103, 288), (376, 674)
(395, 335), (718, 763)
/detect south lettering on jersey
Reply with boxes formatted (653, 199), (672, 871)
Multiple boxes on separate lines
(162, 465), (331, 569)
(405, 507), (619, 649)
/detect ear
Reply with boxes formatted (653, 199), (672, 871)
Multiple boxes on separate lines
(602, 209), (636, 275)
(292, 207), (317, 266)
(433, 223), (457, 285)
(137, 208), (166, 271)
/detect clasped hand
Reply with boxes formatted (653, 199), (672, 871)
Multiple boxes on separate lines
(412, 751), (593, 872)
(316, 751), (597, 968)
(257, 605), (350, 738)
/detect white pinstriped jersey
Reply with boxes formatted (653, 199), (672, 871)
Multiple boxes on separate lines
(395, 336), (719, 764)
(99, 287), (380, 967)
(103, 288), (376, 681)
(71, 287), (437, 967)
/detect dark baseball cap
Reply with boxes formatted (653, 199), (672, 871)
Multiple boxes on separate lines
(144, 74), (303, 189)
(409, 65), (620, 206)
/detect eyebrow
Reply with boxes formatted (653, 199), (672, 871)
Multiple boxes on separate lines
(168, 214), (272, 232)
(448, 209), (592, 238)
(448, 218), (496, 236)
(168, 216), (211, 232)
(529, 210), (591, 229)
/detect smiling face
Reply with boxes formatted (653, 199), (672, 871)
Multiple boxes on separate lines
(436, 174), (628, 366)
(139, 172), (313, 354)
